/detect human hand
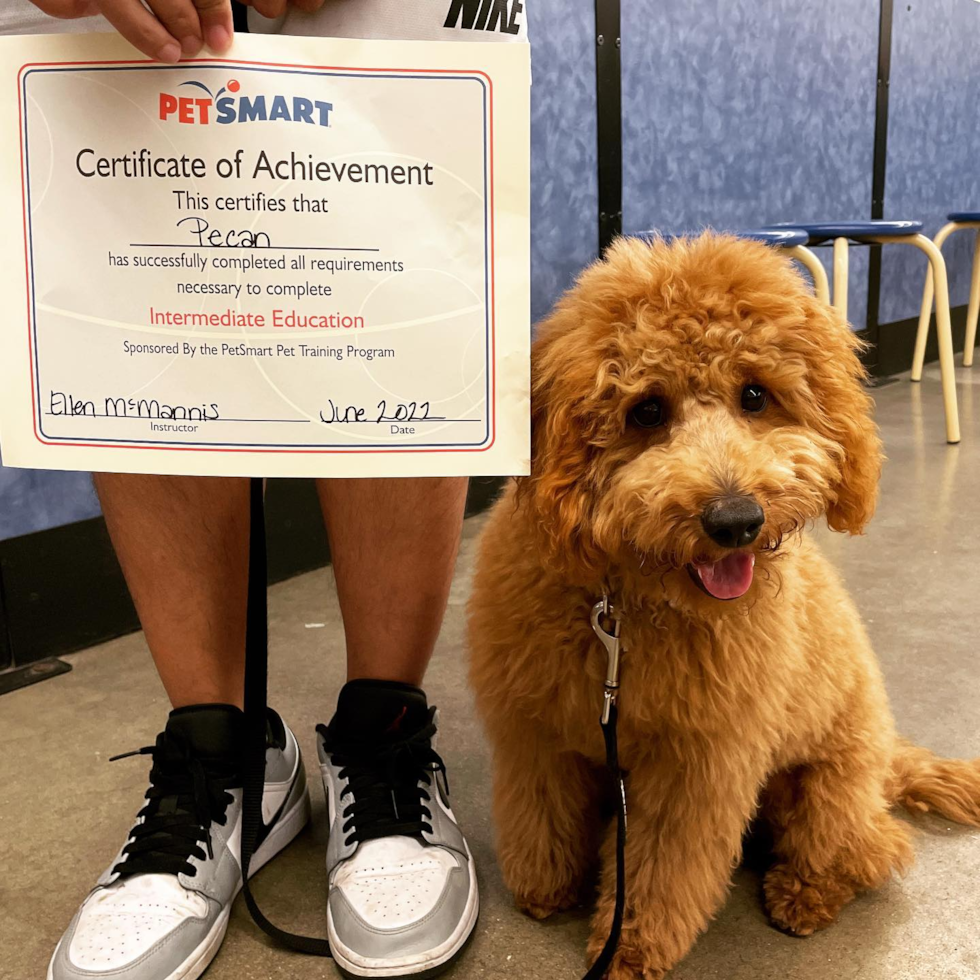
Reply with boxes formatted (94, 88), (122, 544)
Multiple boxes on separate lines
(29, 0), (330, 64)
(29, 0), (332, 66)
(30, 0), (234, 62)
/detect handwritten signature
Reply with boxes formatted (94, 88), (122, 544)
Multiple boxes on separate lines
(49, 391), (219, 422)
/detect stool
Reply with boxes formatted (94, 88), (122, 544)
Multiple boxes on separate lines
(637, 228), (830, 303)
(916, 211), (980, 377)
(767, 220), (959, 444)
(738, 229), (830, 303)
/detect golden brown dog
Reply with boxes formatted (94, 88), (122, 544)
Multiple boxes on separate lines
(467, 233), (980, 979)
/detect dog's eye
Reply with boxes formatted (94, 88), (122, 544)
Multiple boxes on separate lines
(740, 384), (769, 414)
(629, 397), (667, 429)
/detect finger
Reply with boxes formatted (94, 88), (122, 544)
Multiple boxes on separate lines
(145, 0), (205, 57)
(289, 0), (326, 13)
(96, 0), (183, 62)
(29, 0), (100, 18)
(192, 0), (234, 54)
(251, 0), (287, 19)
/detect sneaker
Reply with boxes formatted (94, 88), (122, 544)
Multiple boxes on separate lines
(317, 680), (479, 979)
(48, 704), (310, 980)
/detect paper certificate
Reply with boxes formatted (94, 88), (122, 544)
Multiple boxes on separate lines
(0, 33), (530, 478)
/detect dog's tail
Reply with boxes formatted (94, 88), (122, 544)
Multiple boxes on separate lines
(888, 739), (980, 827)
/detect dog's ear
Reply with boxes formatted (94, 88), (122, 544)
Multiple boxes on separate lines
(516, 309), (607, 583)
(799, 298), (883, 534)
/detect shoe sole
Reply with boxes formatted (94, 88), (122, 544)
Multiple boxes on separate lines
(47, 785), (312, 980)
(327, 842), (481, 980)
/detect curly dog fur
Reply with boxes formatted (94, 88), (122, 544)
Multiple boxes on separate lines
(467, 234), (980, 979)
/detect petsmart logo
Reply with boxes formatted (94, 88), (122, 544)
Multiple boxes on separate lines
(159, 79), (333, 127)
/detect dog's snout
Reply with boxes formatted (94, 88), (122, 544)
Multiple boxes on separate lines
(701, 495), (765, 549)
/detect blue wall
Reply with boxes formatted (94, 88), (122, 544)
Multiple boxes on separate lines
(0, 454), (99, 540)
(621, 0), (878, 328)
(529, 0), (597, 324)
(880, 0), (980, 323)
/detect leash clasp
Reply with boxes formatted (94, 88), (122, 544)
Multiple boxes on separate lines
(591, 595), (622, 725)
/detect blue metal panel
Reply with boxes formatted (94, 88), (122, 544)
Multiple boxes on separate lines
(0, 459), (99, 541)
(621, 0), (878, 329)
(528, 0), (597, 323)
(880, 0), (980, 324)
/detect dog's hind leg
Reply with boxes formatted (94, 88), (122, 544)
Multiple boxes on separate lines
(761, 720), (915, 937)
(492, 726), (604, 919)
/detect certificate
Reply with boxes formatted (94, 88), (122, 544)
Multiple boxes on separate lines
(0, 33), (530, 478)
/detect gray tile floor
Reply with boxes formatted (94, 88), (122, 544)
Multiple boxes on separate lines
(4, 366), (980, 980)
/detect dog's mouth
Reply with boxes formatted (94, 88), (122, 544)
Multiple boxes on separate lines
(687, 553), (756, 600)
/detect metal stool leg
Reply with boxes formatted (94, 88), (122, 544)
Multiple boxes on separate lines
(786, 245), (829, 303)
(964, 230), (980, 368)
(913, 222), (957, 380)
(913, 263), (935, 382)
(832, 237), (849, 320)
(903, 235), (960, 443)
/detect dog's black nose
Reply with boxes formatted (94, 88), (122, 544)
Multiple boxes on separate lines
(701, 496), (765, 549)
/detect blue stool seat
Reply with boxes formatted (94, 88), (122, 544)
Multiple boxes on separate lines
(947, 211), (980, 223)
(637, 228), (808, 247)
(769, 220), (922, 244)
(738, 228), (809, 247)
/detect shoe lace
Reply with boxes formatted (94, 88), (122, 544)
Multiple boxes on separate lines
(109, 731), (239, 878)
(316, 709), (448, 847)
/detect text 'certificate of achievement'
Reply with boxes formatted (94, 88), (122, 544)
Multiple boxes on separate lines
(0, 33), (530, 478)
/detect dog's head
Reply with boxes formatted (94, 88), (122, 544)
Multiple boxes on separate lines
(521, 233), (881, 609)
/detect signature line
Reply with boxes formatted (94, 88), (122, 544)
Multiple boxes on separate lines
(45, 413), (309, 423)
(129, 243), (381, 252)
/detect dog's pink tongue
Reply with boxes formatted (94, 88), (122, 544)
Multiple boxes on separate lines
(695, 553), (756, 599)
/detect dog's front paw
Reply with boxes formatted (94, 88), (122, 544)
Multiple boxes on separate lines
(587, 920), (668, 980)
(585, 937), (668, 980)
(764, 862), (855, 937)
(515, 883), (582, 920)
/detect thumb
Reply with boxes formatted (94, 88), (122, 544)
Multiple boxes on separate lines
(192, 0), (234, 53)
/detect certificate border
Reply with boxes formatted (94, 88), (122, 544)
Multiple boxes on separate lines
(18, 57), (496, 456)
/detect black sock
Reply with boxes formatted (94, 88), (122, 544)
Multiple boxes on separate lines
(328, 680), (429, 743)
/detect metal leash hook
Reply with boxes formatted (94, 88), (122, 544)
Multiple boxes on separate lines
(591, 595), (622, 725)
(580, 594), (628, 980)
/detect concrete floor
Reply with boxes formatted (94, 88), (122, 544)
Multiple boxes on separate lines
(4, 367), (980, 980)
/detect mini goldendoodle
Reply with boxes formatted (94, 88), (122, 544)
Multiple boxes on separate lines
(467, 233), (980, 979)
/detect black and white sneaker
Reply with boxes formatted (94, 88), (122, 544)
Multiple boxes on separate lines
(48, 704), (310, 980)
(318, 680), (479, 979)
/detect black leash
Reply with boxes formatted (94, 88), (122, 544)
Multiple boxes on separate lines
(583, 600), (628, 980)
(582, 704), (627, 980)
(240, 478), (332, 955)
(238, 476), (628, 974)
